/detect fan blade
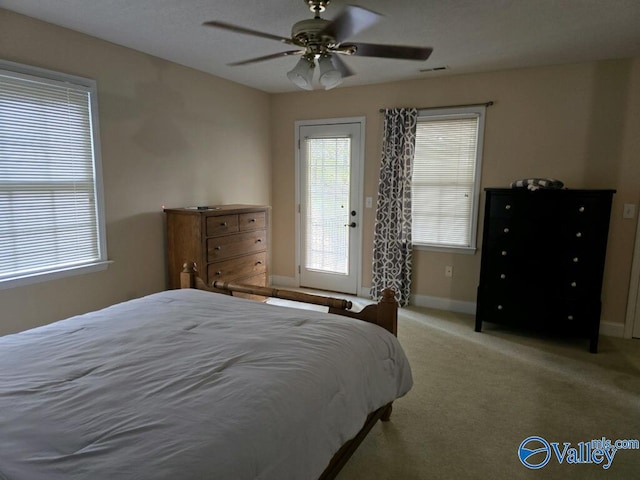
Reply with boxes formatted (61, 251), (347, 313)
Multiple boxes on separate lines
(227, 50), (304, 66)
(345, 42), (433, 61)
(203, 21), (294, 45)
(320, 5), (381, 44)
(331, 54), (355, 78)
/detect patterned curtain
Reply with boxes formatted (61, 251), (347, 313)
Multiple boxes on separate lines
(370, 108), (418, 307)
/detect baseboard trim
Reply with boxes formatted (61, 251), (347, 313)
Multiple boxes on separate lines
(410, 293), (477, 315)
(271, 277), (374, 299)
(357, 286), (477, 314)
(599, 321), (625, 338)
(272, 277), (624, 337)
(271, 278), (460, 306)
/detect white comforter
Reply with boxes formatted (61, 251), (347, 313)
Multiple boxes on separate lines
(0, 289), (412, 480)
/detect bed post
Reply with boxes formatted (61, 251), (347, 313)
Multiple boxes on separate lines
(378, 289), (397, 422)
(378, 288), (398, 337)
(180, 262), (196, 289)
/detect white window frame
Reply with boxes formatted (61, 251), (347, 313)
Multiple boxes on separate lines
(411, 105), (486, 254)
(0, 59), (109, 290)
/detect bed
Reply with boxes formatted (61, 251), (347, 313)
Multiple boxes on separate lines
(0, 264), (413, 479)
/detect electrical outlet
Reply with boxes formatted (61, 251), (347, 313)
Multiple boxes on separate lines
(445, 265), (453, 278)
(623, 204), (636, 219)
(365, 197), (373, 209)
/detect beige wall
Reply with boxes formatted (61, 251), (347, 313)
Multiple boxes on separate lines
(2, 8), (639, 334)
(0, 10), (272, 335)
(270, 58), (640, 327)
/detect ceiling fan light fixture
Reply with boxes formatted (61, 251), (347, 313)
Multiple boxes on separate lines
(318, 54), (342, 90)
(205, 2), (434, 91)
(306, 0), (329, 13)
(287, 57), (315, 90)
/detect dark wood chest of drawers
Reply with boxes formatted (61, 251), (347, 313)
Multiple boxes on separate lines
(475, 188), (615, 352)
(164, 205), (269, 291)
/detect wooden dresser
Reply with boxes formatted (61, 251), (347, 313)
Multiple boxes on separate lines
(164, 205), (269, 291)
(475, 188), (615, 352)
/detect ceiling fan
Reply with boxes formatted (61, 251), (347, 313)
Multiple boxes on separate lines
(203, 0), (433, 90)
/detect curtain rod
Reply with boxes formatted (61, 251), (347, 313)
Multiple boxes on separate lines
(378, 101), (494, 113)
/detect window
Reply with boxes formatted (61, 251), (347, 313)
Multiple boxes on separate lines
(304, 136), (351, 274)
(411, 106), (486, 252)
(0, 60), (108, 289)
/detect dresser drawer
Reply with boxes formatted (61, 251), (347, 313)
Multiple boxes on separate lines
(560, 195), (610, 220)
(476, 296), (519, 326)
(488, 195), (521, 219)
(558, 221), (604, 247)
(548, 298), (594, 330)
(208, 252), (267, 283)
(206, 214), (239, 236)
(486, 217), (525, 243)
(554, 270), (603, 299)
(207, 230), (267, 261)
(239, 211), (266, 231)
(480, 266), (523, 292)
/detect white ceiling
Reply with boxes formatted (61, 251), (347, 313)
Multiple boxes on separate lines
(2, 0), (640, 93)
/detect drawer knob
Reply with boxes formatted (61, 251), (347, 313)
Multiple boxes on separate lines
(500, 274), (506, 279)
(573, 257), (579, 263)
(256, 261), (263, 265)
(571, 281), (577, 287)
(256, 238), (262, 243)
(505, 205), (511, 210)
(501, 250), (507, 256)
(567, 315), (574, 321)
(497, 305), (503, 310)
(221, 222), (227, 227)
(578, 206), (585, 213)
(215, 270), (222, 276)
(503, 227), (510, 233)
(214, 246), (221, 250)
(576, 232), (582, 238)
(249, 218), (256, 223)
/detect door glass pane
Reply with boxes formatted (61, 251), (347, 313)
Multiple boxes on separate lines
(305, 136), (350, 275)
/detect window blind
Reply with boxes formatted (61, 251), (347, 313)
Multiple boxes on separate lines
(0, 67), (105, 283)
(304, 136), (350, 274)
(412, 114), (480, 248)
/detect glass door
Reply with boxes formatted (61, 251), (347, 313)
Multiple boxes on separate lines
(298, 122), (362, 294)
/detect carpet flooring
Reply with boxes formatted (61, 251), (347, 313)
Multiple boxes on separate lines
(269, 293), (640, 479)
(338, 304), (640, 480)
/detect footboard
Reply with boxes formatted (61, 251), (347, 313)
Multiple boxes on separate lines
(179, 262), (400, 480)
(179, 262), (398, 337)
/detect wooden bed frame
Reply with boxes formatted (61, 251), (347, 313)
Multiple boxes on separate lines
(179, 262), (399, 480)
